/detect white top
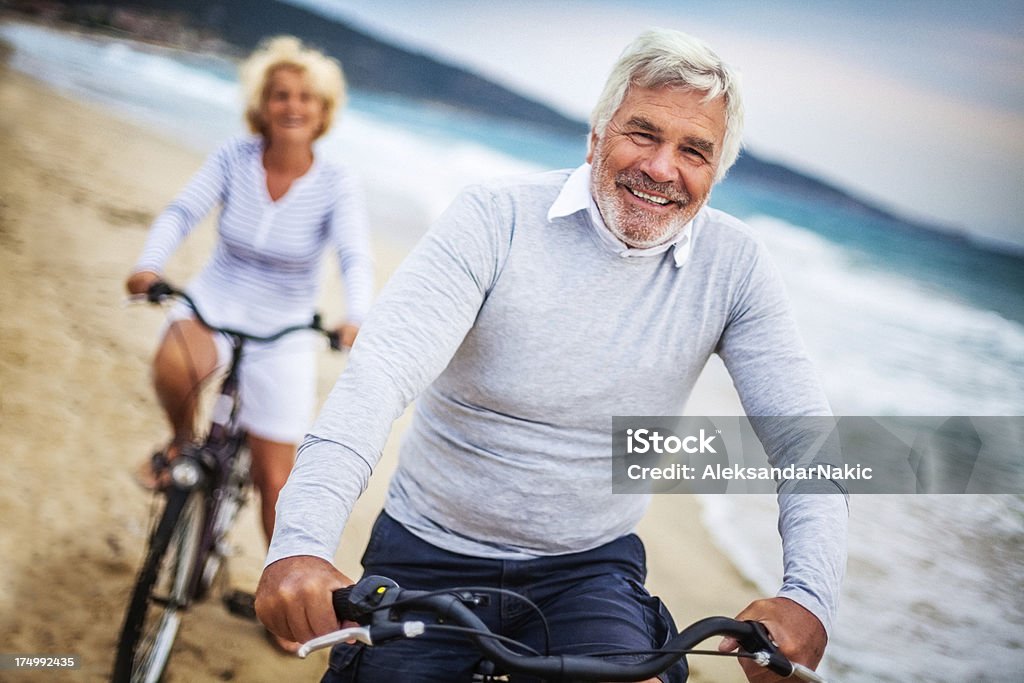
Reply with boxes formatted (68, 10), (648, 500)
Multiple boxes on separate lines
(133, 135), (374, 333)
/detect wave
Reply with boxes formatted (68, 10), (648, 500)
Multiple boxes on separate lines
(0, 21), (539, 236)
(747, 215), (1024, 415)
(322, 109), (540, 243)
(702, 494), (1024, 683)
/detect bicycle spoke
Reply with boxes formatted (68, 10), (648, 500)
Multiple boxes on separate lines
(113, 490), (204, 683)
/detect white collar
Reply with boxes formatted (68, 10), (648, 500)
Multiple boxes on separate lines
(547, 163), (694, 268)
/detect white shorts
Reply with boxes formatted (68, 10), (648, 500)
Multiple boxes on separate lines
(162, 305), (318, 444)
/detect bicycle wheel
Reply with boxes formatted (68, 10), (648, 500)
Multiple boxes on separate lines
(112, 488), (205, 683)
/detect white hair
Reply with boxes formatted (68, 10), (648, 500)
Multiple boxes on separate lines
(590, 28), (744, 182)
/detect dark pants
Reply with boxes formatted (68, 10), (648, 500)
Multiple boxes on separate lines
(322, 511), (684, 683)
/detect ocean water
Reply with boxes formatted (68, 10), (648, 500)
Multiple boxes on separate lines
(3, 21), (1022, 682)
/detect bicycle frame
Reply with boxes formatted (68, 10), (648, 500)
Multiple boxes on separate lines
(170, 339), (249, 600)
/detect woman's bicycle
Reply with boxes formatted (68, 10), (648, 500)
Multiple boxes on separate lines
(112, 282), (341, 683)
(298, 574), (831, 682)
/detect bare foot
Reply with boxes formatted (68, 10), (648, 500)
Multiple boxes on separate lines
(133, 446), (179, 491)
(134, 454), (166, 490)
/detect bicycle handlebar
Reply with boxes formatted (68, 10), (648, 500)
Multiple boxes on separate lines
(299, 575), (829, 682)
(143, 281), (343, 350)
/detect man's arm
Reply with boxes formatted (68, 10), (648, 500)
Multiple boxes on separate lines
(257, 184), (510, 641)
(715, 236), (848, 676)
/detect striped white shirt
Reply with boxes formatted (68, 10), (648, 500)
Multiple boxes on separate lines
(134, 135), (374, 334)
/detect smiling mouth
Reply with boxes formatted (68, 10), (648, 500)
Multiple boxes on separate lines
(622, 185), (674, 207)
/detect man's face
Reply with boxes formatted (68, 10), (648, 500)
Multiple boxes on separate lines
(588, 85), (726, 248)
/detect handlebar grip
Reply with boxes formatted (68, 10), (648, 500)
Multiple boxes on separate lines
(310, 313), (343, 351)
(146, 280), (175, 303)
(332, 575), (402, 627)
(332, 586), (361, 624)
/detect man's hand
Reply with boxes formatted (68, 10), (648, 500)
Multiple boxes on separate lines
(718, 597), (826, 682)
(255, 555), (353, 644)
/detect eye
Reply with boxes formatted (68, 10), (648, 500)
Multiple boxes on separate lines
(682, 147), (708, 162)
(628, 132), (657, 145)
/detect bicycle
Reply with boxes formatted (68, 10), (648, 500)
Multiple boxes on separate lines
(297, 574), (831, 682)
(112, 282), (341, 683)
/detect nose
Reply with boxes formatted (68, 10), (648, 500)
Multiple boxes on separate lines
(638, 144), (677, 184)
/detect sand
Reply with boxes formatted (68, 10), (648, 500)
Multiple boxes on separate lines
(0, 59), (760, 682)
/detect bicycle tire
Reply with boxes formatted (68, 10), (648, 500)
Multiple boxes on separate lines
(112, 488), (205, 683)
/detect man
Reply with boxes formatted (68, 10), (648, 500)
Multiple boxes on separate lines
(257, 28), (847, 682)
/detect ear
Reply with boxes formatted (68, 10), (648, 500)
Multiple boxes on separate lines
(586, 129), (598, 164)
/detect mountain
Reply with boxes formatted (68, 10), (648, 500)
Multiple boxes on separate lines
(57, 0), (588, 136)
(725, 152), (963, 240)
(48, 0), (968, 242)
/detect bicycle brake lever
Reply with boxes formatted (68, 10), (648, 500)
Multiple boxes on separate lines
(750, 650), (830, 682)
(297, 627), (374, 658)
(789, 662), (830, 682)
(296, 622), (426, 659)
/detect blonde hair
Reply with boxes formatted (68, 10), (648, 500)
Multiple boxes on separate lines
(240, 36), (347, 140)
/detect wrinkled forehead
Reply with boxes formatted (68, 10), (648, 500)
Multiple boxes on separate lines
(617, 85), (726, 133)
(625, 81), (726, 113)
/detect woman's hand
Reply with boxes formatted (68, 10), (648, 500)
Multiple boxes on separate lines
(335, 323), (360, 349)
(125, 270), (161, 296)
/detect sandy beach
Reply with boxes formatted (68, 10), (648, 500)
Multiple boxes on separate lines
(0, 54), (760, 683)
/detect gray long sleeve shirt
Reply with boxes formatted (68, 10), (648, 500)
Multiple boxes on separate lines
(268, 165), (848, 635)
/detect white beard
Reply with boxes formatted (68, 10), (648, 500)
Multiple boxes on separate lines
(590, 150), (695, 249)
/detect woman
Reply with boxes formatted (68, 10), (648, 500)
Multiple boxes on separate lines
(125, 37), (374, 649)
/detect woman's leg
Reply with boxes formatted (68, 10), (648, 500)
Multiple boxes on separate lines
(152, 318), (219, 447)
(247, 434), (297, 544)
(137, 318), (219, 488)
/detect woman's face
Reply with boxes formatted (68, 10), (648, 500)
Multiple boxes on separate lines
(261, 67), (326, 146)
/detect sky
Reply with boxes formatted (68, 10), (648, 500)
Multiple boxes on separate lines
(284, 0), (1024, 251)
